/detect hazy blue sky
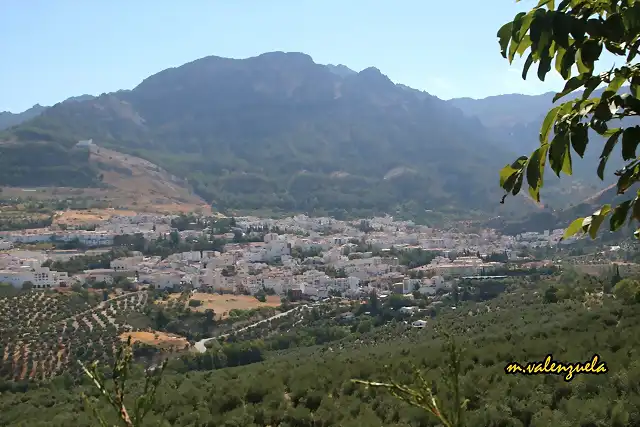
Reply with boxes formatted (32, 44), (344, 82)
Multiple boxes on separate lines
(0, 0), (616, 112)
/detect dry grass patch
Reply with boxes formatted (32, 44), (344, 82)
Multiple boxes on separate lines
(54, 208), (138, 226)
(119, 331), (190, 349)
(187, 293), (281, 319)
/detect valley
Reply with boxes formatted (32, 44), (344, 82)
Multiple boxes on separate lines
(2, 0), (640, 423)
(0, 205), (637, 425)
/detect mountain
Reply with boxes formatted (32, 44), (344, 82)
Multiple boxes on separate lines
(0, 104), (48, 131)
(0, 95), (96, 131)
(325, 64), (357, 77)
(7, 52), (594, 219)
(487, 181), (640, 237)
(3, 52), (534, 218)
(448, 88), (631, 187)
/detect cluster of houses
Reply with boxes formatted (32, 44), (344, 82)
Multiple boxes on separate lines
(0, 212), (573, 297)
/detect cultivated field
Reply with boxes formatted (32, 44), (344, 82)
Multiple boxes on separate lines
(180, 293), (281, 319)
(0, 290), (151, 382)
(119, 331), (190, 350)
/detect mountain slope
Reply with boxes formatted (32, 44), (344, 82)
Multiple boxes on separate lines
(88, 145), (209, 212)
(0, 105), (48, 131)
(0, 95), (97, 131)
(448, 88), (631, 188)
(4, 52), (541, 217)
(0, 142), (208, 213)
(487, 182), (639, 236)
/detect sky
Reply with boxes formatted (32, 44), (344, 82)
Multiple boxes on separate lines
(0, 0), (618, 112)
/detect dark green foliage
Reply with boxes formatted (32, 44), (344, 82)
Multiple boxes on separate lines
(0, 142), (102, 188)
(1, 279), (640, 425)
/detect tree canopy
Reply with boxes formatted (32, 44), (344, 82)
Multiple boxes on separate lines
(498, 0), (640, 238)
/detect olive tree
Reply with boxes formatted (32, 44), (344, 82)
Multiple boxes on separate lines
(498, 0), (640, 239)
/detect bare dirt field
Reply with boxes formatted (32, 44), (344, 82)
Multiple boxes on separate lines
(1, 186), (210, 215)
(183, 293), (281, 319)
(54, 208), (138, 226)
(119, 331), (190, 349)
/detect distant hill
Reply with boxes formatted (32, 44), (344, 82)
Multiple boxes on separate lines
(2, 52), (605, 219)
(487, 183), (638, 236)
(448, 88), (632, 188)
(3, 52), (540, 218)
(0, 105), (48, 131)
(0, 95), (96, 131)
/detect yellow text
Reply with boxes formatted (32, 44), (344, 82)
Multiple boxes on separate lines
(504, 354), (608, 381)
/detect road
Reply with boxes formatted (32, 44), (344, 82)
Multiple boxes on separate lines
(193, 303), (313, 353)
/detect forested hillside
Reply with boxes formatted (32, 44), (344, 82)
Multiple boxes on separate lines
(1, 273), (639, 426)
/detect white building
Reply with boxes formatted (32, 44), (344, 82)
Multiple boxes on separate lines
(111, 256), (144, 271)
(0, 266), (68, 289)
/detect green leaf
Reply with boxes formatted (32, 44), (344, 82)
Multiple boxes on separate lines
(631, 76), (640, 99)
(563, 217), (586, 239)
(576, 49), (590, 74)
(509, 13), (534, 62)
(621, 127), (640, 161)
(498, 22), (514, 58)
(570, 19), (586, 43)
(559, 46), (575, 80)
(522, 53), (534, 79)
(623, 92), (640, 111)
(516, 35), (532, 57)
(585, 18), (603, 39)
(627, 39), (640, 63)
(561, 142), (573, 175)
(610, 200), (632, 231)
(603, 13), (625, 42)
(617, 163), (639, 194)
(554, 75), (585, 102)
(554, 47), (566, 76)
(529, 10), (545, 53)
(589, 205), (611, 239)
(591, 117), (609, 134)
(516, 13), (535, 41)
(526, 146), (548, 202)
(552, 13), (570, 48)
(540, 105), (561, 143)
(632, 193), (640, 222)
(549, 132), (569, 177)
(512, 171), (524, 195)
(593, 100), (614, 122)
(602, 72), (626, 100)
(570, 123), (588, 157)
(582, 76), (602, 100)
(598, 129), (622, 180)
(579, 40), (602, 74)
(537, 49), (553, 81)
(499, 156), (528, 188)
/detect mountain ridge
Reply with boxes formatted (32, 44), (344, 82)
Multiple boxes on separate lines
(0, 52), (610, 219)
